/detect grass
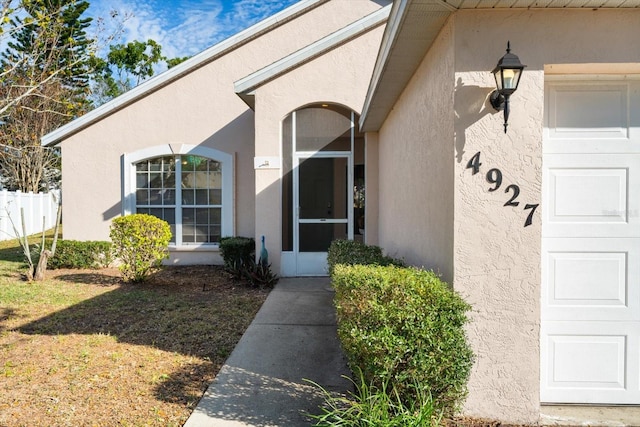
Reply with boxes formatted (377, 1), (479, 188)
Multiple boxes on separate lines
(0, 235), (269, 426)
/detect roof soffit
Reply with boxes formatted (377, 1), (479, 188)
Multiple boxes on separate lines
(360, 0), (640, 132)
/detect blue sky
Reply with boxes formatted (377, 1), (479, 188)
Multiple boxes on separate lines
(87, 0), (299, 60)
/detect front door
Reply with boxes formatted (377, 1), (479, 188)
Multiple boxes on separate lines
(295, 154), (351, 276)
(280, 104), (364, 277)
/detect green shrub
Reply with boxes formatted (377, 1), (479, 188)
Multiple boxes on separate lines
(109, 214), (172, 282)
(219, 237), (255, 279)
(242, 258), (279, 288)
(327, 240), (402, 276)
(332, 264), (474, 416)
(309, 370), (442, 427)
(48, 240), (112, 269)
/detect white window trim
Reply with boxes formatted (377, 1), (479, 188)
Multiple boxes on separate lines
(122, 144), (234, 249)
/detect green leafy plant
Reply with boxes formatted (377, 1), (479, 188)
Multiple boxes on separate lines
(48, 240), (112, 269)
(109, 214), (171, 282)
(327, 239), (403, 276)
(242, 257), (279, 288)
(219, 236), (255, 280)
(308, 370), (442, 427)
(332, 264), (474, 417)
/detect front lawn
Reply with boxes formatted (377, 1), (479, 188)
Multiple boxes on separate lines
(0, 238), (268, 426)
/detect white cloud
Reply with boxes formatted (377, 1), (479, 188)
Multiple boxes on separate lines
(87, 0), (297, 62)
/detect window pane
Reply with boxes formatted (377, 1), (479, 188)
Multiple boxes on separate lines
(149, 173), (162, 188)
(195, 189), (208, 204)
(136, 161), (149, 172)
(209, 189), (221, 205)
(210, 226), (221, 244)
(137, 173), (150, 188)
(148, 190), (163, 205)
(136, 189), (149, 205)
(183, 190), (194, 205)
(163, 189), (175, 205)
(209, 208), (221, 224)
(195, 226), (209, 243)
(183, 208), (195, 225)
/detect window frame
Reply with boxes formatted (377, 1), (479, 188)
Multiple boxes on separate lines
(122, 144), (234, 249)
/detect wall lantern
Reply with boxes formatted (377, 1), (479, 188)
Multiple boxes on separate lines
(490, 41), (526, 133)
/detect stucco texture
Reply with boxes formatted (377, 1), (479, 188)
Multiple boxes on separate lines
(374, 8), (640, 424)
(377, 18), (456, 283)
(57, 0), (385, 262)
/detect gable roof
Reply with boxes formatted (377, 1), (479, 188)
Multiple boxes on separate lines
(234, 4), (392, 109)
(42, 0), (330, 146)
(360, 0), (640, 132)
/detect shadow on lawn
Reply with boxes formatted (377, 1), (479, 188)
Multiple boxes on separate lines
(16, 267), (264, 407)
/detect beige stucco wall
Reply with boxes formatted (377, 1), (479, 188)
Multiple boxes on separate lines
(251, 23), (386, 274)
(58, 0), (386, 263)
(374, 7), (640, 424)
(453, 9), (640, 422)
(377, 18), (456, 282)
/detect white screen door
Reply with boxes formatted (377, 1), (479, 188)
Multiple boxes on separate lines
(294, 153), (352, 276)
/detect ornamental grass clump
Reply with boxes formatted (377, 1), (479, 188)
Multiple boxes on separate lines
(332, 264), (474, 417)
(110, 214), (172, 282)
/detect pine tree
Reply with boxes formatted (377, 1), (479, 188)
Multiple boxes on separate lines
(0, 0), (95, 192)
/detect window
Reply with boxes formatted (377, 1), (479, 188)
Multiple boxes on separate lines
(123, 145), (233, 247)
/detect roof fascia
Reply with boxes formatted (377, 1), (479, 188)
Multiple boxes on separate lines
(41, 0), (329, 146)
(360, 0), (454, 132)
(359, 0), (640, 133)
(234, 4), (392, 110)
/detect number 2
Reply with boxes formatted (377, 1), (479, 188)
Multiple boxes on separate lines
(504, 184), (520, 207)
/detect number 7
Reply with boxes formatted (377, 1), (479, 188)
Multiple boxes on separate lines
(524, 204), (539, 227)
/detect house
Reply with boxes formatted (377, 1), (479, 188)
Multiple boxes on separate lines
(42, 0), (640, 423)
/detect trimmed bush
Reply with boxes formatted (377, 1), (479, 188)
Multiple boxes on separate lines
(109, 214), (172, 282)
(219, 237), (255, 279)
(48, 240), (112, 269)
(332, 264), (474, 416)
(327, 239), (403, 276)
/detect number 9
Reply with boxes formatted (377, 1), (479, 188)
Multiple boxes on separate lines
(486, 168), (502, 192)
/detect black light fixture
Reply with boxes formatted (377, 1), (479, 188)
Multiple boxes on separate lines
(490, 41), (526, 133)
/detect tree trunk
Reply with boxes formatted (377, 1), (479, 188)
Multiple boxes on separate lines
(33, 249), (51, 281)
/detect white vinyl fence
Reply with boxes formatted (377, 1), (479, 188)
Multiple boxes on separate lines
(0, 190), (60, 241)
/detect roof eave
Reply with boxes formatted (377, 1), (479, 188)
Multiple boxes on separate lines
(234, 4), (392, 105)
(359, 0), (640, 133)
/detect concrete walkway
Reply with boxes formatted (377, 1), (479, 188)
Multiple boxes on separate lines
(184, 277), (352, 427)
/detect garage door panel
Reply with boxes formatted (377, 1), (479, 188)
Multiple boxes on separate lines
(542, 77), (640, 405)
(545, 81), (640, 153)
(542, 238), (640, 321)
(543, 154), (640, 238)
(541, 323), (640, 404)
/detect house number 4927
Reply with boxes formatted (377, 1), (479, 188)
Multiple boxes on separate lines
(466, 151), (538, 227)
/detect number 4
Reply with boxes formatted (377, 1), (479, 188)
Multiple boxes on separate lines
(466, 152), (482, 175)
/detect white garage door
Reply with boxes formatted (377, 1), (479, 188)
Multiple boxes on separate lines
(541, 77), (640, 404)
